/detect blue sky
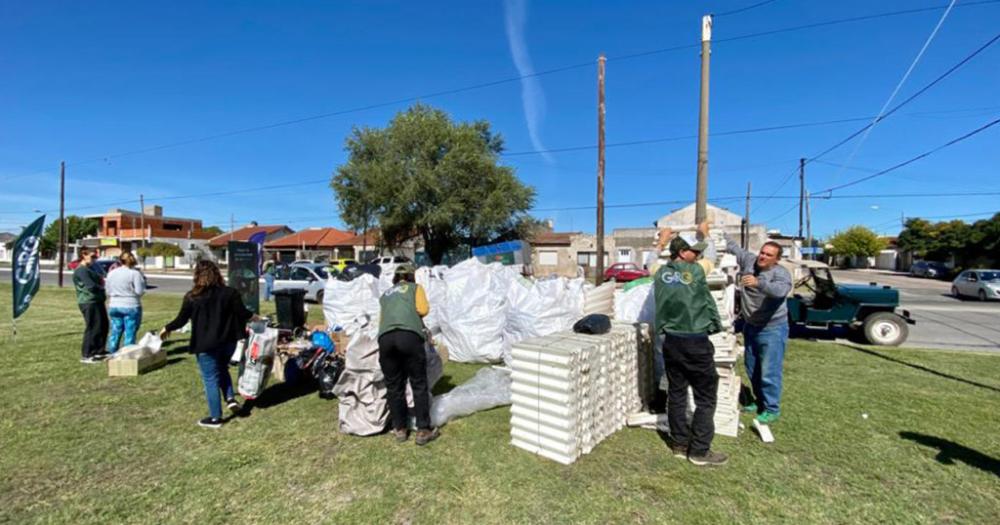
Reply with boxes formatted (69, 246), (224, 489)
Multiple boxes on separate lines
(2, 0), (998, 239)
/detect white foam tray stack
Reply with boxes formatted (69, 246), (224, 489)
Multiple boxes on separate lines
(510, 322), (652, 464)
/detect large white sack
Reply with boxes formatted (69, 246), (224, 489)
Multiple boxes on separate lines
(502, 275), (586, 364)
(614, 282), (656, 324)
(415, 266), (448, 335)
(435, 259), (510, 363)
(322, 274), (382, 330)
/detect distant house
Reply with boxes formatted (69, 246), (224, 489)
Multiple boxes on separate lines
(264, 227), (357, 262)
(208, 224), (294, 262)
(529, 231), (585, 278)
(82, 205), (214, 259)
(0, 232), (15, 262)
(655, 203), (767, 252)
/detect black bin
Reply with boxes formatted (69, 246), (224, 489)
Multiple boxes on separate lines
(273, 289), (307, 330)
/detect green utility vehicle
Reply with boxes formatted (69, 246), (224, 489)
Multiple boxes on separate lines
(783, 259), (915, 346)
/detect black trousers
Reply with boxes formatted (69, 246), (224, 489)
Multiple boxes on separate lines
(378, 329), (431, 431)
(662, 332), (718, 456)
(79, 302), (109, 358)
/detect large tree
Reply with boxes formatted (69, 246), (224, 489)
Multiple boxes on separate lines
(331, 104), (536, 264)
(827, 225), (886, 258)
(897, 213), (1000, 266)
(40, 215), (99, 256)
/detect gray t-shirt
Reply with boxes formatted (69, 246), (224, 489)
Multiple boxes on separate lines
(725, 235), (792, 328)
(106, 266), (147, 309)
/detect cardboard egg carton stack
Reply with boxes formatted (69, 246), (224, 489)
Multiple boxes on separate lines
(509, 322), (652, 465)
(702, 229), (742, 437)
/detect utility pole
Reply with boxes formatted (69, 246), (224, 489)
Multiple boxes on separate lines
(805, 189), (814, 261)
(595, 53), (606, 285)
(798, 157), (805, 239)
(743, 181), (751, 249)
(139, 194), (145, 249)
(230, 214), (235, 241)
(57, 161), (66, 288)
(694, 14), (712, 225)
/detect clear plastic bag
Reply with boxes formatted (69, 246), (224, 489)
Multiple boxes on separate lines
(429, 367), (512, 427)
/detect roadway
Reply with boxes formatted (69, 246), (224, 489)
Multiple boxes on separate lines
(832, 269), (1000, 353)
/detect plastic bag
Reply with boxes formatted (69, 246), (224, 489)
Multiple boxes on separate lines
(614, 282), (656, 324)
(322, 274), (382, 330)
(435, 259), (510, 363)
(111, 332), (163, 360)
(315, 354), (345, 399)
(429, 367), (512, 427)
(238, 327), (278, 400)
(573, 313), (612, 334)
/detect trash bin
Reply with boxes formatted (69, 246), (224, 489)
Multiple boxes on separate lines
(273, 289), (307, 330)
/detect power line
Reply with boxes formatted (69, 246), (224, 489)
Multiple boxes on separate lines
(6, 1), (997, 182)
(815, 116), (1000, 195)
(825, 0), (957, 185)
(807, 30), (1000, 163)
(503, 116), (873, 156)
(714, 0), (779, 18)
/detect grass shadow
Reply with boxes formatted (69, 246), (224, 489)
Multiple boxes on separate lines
(246, 378), (318, 411)
(899, 431), (1000, 478)
(432, 374), (457, 396)
(841, 343), (1000, 394)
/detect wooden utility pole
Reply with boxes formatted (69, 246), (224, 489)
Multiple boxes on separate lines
(57, 161), (66, 287)
(743, 181), (751, 249)
(595, 54), (606, 285)
(798, 158), (806, 239)
(805, 189), (814, 260)
(139, 194), (145, 249)
(695, 15), (712, 224)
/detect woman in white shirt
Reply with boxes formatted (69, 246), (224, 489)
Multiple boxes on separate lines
(105, 252), (147, 352)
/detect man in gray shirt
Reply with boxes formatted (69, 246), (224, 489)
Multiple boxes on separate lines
(724, 235), (792, 425)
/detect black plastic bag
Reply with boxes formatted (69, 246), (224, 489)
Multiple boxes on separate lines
(315, 354), (345, 399)
(573, 313), (612, 335)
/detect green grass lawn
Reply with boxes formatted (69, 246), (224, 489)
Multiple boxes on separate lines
(1, 284), (999, 524)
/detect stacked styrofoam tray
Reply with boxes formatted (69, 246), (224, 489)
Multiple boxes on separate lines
(510, 323), (651, 464)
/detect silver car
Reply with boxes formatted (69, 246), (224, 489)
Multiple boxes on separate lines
(273, 263), (330, 303)
(951, 269), (1000, 301)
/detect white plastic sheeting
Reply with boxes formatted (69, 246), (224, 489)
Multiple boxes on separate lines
(429, 366), (512, 427)
(110, 332), (163, 361)
(613, 283), (655, 324)
(503, 275), (587, 364)
(321, 274), (384, 331)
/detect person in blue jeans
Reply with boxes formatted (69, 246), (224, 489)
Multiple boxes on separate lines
(723, 234), (793, 425)
(105, 252), (146, 352)
(161, 261), (257, 429)
(262, 260), (276, 301)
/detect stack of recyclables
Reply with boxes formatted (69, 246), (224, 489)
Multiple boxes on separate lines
(700, 231), (742, 437)
(107, 332), (165, 376)
(509, 322), (652, 465)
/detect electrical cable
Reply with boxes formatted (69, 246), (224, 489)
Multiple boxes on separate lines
(714, 0), (779, 18)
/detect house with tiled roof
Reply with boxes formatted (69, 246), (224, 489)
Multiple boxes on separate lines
(207, 223), (294, 261)
(264, 227), (358, 262)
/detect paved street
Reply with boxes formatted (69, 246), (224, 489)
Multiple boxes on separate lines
(832, 269), (1000, 353)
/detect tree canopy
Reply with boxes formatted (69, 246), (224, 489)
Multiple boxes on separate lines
(331, 104), (536, 264)
(827, 225), (886, 258)
(897, 213), (1000, 267)
(40, 216), (98, 256)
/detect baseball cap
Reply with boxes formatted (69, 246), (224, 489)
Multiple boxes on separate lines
(669, 233), (708, 256)
(394, 263), (416, 275)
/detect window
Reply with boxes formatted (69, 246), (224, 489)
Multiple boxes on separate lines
(393, 256), (410, 263)
(539, 251), (558, 266)
(576, 251), (609, 267)
(163, 223), (183, 231)
(290, 267), (312, 281)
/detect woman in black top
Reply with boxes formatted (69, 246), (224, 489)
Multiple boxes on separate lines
(161, 261), (256, 429)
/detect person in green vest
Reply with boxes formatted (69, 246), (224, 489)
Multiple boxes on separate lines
(654, 222), (727, 467)
(378, 264), (437, 445)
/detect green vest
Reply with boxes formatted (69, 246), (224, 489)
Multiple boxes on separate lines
(378, 283), (425, 340)
(654, 260), (722, 336)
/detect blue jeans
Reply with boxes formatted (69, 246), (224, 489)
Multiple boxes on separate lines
(264, 274), (274, 301)
(743, 322), (789, 415)
(107, 306), (142, 353)
(196, 345), (236, 420)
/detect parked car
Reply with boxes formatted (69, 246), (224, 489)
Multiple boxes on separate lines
(368, 255), (411, 275)
(910, 260), (950, 279)
(785, 259), (914, 346)
(272, 263), (330, 303)
(329, 258), (357, 272)
(951, 269), (1000, 301)
(603, 262), (649, 283)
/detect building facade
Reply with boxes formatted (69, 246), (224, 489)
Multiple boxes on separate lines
(83, 205), (214, 259)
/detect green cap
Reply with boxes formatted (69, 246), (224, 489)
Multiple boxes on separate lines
(394, 263), (416, 275)
(669, 235), (708, 256)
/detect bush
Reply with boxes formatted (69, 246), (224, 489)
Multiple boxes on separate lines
(136, 242), (184, 258)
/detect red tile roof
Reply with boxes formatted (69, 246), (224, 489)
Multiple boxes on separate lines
(265, 227), (356, 249)
(529, 232), (579, 246)
(208, 225), (292, 248)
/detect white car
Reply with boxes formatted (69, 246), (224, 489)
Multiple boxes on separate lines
(951, 269), (1000, 301)
(272, 263), (330, 303)
(368, 255), (412, 276)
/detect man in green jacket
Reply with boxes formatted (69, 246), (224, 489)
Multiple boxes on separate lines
(654, 223), (727, 466)
(73, 248), (109, 364)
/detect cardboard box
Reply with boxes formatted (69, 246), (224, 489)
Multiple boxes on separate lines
(108, 351), (167, 377)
